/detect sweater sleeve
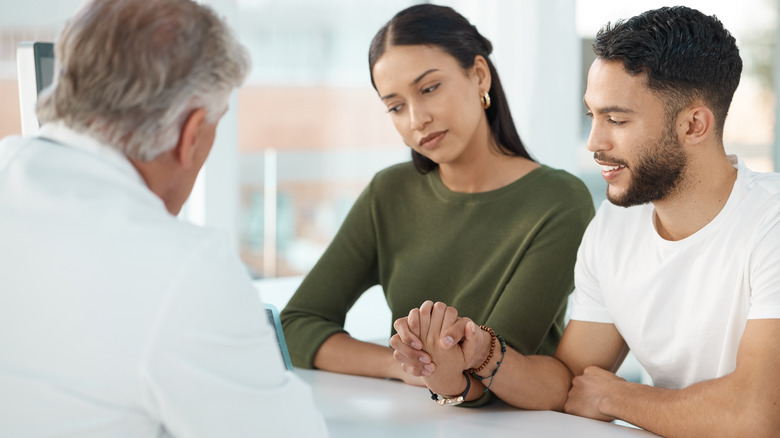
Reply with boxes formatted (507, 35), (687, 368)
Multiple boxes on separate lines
(281, 181), (381, 368)
(484, 199), (595, 357)
(458, 183), (594, 408)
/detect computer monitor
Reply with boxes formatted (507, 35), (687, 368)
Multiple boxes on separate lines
(17, 42), (55, 137)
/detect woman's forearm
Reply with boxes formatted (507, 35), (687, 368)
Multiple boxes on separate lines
(313, 332), (423, 384)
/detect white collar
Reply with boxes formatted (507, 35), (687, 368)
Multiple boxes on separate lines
(37, 121), (146, 186)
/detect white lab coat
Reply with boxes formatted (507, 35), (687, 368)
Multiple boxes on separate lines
(0, 122), (327, 438)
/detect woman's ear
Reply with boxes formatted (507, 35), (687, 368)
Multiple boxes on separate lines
(174, 107), (208, 169)
(472, 54), (492, 94)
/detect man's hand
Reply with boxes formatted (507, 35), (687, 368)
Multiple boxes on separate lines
(440, 318), (493, 372)
(564, 365), (624, 422)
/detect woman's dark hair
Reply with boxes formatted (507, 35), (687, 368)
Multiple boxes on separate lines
(593, 6), (742, 136)
(368, 4), (533, 174)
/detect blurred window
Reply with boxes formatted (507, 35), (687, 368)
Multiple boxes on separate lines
(0, 0), (776, 279)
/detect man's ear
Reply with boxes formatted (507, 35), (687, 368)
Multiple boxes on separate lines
(680, 105), (714, 146)
(175, 107), (208, 169)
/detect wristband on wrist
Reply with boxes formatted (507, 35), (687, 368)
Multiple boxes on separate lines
(429, 371), (471, 406)
(470, 334), (506, 393)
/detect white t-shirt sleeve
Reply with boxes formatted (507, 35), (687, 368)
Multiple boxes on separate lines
(569, 204), (614, 324)
(747, 218), (780, 319)
(140, 232), (327, 438)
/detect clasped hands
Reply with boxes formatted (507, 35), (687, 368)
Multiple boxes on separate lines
(390, 301), (623, 420)
(389, 300), (492, 396)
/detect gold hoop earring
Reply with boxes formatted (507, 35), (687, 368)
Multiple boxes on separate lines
(481, 91), (491, 110)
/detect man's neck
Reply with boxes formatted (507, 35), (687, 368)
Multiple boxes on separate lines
(129, 151), (187, 216)
(652, 154), (737, 241)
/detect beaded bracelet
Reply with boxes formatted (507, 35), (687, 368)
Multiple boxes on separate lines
(466, 325), (496, 374)
(470, 334), (506, 393)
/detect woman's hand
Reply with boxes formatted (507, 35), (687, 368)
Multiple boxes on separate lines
(390, 306), (436, 377)
(390, 300), (460, 379)
(414, 301), (469, 395)
(390, 301), (494, 391)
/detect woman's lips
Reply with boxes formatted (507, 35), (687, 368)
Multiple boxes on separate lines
(419, 131), (447, 150)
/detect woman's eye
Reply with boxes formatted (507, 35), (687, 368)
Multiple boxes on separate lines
(387, 104), (403, 113)
(422, 83), (440, 94)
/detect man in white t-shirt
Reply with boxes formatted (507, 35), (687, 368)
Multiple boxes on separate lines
(0, 1), (326, 437)
(389, 6), (780, 437)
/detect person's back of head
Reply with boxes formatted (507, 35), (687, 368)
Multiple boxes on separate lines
(36, 0), (250, 162)
(592, 6), (743, 137)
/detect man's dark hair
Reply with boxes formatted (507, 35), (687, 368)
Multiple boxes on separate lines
(593, 6), (742, 136)
(368, 4), (533, 173)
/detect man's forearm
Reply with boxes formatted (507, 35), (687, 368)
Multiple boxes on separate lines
(485, 350), (572, 411)
(599, 373), (779, 437)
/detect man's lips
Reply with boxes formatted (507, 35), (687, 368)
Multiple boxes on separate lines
(594, 157), (627, 181)
(598, 162), (625, 172)
(419, 131), (447, 149)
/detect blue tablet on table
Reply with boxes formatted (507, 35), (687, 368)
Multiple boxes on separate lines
(264, 303), (294, 371)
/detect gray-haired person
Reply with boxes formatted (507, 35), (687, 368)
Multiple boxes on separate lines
(0, 0), (326, 436)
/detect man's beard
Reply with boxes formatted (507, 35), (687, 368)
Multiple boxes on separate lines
(601, 125), (687, 208)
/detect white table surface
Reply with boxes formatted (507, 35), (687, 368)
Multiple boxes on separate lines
(295, 368), (658, 437)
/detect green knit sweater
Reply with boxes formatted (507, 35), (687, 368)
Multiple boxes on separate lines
(281, 162), (594, 370)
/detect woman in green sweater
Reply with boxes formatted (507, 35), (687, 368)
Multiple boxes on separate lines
(280, 3), (594, 399)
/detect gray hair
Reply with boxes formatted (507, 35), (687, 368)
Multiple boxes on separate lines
(36, 0), (251, 161)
